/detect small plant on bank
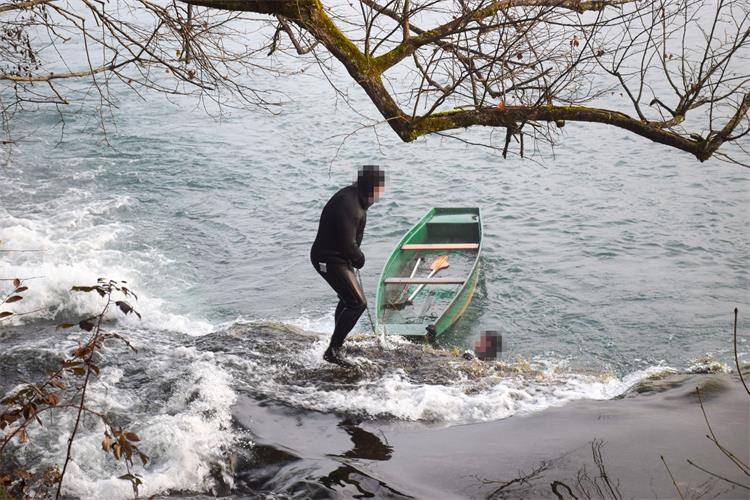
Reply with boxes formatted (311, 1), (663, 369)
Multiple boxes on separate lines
(661, 308), (749, 500)
(0, 278), (29, 324)
(477, 308), (749, 499)
(0, 278), (147, 499)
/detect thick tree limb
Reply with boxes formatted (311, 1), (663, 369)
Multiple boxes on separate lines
(279, 0), (414, 137)
(7, 0), (741, 164)
(409, 101), (749, 161)
(174, 0), (298, 17)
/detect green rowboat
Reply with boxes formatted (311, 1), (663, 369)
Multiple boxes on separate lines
(375, 207), (482, 340)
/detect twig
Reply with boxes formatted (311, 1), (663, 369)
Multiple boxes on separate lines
(485, 461), (550, 497)
(3, 307), (45, 318)
(592, 439), (621, 499)
(733, 307), (749, 395)
(55, 293), (112, 499)
(551, 480), (579, 499)
(661, 455), (686, 500)
(695, 387), (750, 476)
(687, 459), (750, 490)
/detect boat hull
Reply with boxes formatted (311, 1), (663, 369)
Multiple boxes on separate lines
(375, 207), (482, 340)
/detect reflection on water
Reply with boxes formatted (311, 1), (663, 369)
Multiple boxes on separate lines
(320, 464), (412, 499)
(335, 419), (393, 461)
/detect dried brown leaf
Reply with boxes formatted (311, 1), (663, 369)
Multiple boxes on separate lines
(102, 433), (113, 452)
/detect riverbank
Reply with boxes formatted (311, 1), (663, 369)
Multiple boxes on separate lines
(231, 368), (749, 499)
(1, 321), (748, 498)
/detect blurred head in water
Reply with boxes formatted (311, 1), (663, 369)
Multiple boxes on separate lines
(356, 165), (386, 205)
(474, 330), (502, 361)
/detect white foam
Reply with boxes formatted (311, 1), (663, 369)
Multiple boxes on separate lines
(687, 356), (731, 374)
(49, 347), (239, 499)
(0, 198), (213, 336)
(241, 339), (680, 423)
(267, 371), (596, 422)
(286, 312), (336, 334)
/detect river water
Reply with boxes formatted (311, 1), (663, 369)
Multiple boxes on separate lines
(0, 20), (748, 498)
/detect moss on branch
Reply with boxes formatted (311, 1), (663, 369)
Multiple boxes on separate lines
(408, 105), (717, 161)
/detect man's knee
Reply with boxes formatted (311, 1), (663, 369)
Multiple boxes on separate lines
(344, 297), (367, 313)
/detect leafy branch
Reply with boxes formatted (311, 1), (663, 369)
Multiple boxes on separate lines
(0, 278), (29, 323)
(0, 278), (147, 499)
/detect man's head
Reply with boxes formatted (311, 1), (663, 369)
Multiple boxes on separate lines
(356, 165), (386, 205)
(474, 330), (502, 361)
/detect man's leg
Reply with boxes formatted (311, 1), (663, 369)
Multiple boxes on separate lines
(315, 262), (366, 364)
(326, 265), (366, 351)
(334, 299), (346, 325)
(312, 259), (348, 328)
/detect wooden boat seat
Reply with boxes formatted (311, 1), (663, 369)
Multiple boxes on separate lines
(401, 243), (479, 251)
(427, 213), (479, 224)
(384, 277), (466, 285)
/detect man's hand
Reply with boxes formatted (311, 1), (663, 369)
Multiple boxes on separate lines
(352, 254), (365, 269)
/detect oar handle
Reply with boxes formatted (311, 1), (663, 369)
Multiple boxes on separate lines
(409, 258), (422, 279)
(395, 258), (422, 304)
(407, 267), (438, 303)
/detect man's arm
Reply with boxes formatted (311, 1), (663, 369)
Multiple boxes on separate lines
(355, 212), (366, 247)
(336, 197), (365, 268)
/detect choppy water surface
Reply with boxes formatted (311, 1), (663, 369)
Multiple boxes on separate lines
(0, 48), (748, 498)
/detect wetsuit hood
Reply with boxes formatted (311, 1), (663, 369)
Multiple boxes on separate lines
(355, 182), (374, 209)
(355, 165), (384, 209)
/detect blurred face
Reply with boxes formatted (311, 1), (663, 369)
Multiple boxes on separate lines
(474, 331), (501, 360)
(357, 165), (386, 205)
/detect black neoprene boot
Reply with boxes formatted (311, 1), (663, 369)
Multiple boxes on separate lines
(323, 346), (354, 368)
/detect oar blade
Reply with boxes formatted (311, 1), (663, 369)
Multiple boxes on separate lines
(431, 255), (450, 271)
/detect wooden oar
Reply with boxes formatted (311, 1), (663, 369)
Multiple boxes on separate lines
(382, 258), (422, 315)
(406, 255), (449, 304)
(396, 257), (421, 302)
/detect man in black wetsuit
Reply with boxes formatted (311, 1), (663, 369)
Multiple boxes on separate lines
(310, 165), (385, 367)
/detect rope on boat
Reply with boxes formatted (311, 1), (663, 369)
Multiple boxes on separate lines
(356, 269), (387, 350)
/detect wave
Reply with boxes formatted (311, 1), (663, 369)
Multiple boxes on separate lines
(12, 343), (238, 499)
(0, 194), (213, 336)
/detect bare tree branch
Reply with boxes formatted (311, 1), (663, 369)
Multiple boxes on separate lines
(2, 0), (747, 164)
